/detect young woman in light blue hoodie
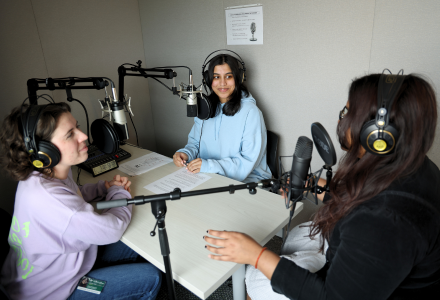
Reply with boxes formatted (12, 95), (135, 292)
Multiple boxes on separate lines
(173, 52), (271, 183)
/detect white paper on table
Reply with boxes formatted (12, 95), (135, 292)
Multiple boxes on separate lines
(118, 152), (172, 176)
(144, 168), (212, 193)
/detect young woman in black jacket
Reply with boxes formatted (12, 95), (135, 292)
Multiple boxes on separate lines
(204, 73), (440, 299)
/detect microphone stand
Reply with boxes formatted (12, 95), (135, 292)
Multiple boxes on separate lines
(314, 165), (332, 195)
(97, 182), (259, 300)
(117, 62), (177, 101)
(27, 77), (108, 105)
(150, 199), (176, 299)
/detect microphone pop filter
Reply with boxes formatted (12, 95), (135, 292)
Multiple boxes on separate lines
(197, 94), (212, 120)
(91, 119), (119, 154)
(311, 122), (337, 167)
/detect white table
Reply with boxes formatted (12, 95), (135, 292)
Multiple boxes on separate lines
(75, 144), (303, 299)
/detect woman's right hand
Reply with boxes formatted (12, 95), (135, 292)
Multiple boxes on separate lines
(173, 152), (188, 167)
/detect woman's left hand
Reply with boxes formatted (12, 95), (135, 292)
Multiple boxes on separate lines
(204, 230), (263, 265)
(187, 158), (202, 173)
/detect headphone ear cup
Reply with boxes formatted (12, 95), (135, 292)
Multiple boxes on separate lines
(360, 120), (376, 154)
(35, 141), (61, 168)
(360, 120), (399, 155)
(240, 65), (246, 83)
(203, 70), (210, 87)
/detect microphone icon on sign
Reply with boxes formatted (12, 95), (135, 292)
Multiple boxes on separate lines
(250, 22), (257, 41)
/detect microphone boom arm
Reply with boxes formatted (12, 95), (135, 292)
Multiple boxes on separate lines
(27, 77), (108, 105)
(118, 64), (178, 101)
(97, 182), (260, 210)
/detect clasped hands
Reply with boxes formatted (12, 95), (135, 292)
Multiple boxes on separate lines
(173, 152), (202, 173)
(105, 174), (132, 193)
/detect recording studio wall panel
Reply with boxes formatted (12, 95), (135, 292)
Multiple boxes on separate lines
(139, 0), (440, 225)
(0, 0), (156, 213)
(0, 0), (48, 214)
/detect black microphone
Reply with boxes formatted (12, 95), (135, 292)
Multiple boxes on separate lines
(288, 136), (313, 202)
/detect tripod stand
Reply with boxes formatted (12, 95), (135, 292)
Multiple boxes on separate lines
(98, 182), (260, 300)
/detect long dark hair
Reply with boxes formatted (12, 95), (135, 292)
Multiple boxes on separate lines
(0, 103), (71, 181)
(311, 74), (437, 250)
(206, 54), (249, 117)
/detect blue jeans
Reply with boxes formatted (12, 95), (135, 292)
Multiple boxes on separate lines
(68, 241), (162, 300)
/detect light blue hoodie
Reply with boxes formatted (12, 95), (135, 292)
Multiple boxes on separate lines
(178, 93), (271, 183)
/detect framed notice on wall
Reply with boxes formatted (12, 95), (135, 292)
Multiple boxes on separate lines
(225, 4), (263, 45)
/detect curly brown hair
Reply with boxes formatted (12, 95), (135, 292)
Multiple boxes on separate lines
(0, 102), (71, 181)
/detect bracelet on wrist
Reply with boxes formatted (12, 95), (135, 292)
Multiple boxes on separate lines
(255, 247), (268, 269)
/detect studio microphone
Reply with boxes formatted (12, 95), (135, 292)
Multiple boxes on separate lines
(93, 78), (132, 154)
(186, 85), (198, 117)
(257, 136), (313, 201)
(288, 136), (313, 202)
(184, 74), (201, 118)
(104, 77), (129, 141)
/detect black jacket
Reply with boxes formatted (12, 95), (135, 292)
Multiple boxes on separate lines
(271, 156), (440, 299)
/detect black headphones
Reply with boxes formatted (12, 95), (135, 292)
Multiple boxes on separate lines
(197, 50), (247, 121)
(360, 70), (406, 156)
(21, 99), (61, 169)
(201, 49), (246, 96)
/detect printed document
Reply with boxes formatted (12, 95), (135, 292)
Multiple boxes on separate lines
(119, 152), (172, 176)
(225, 4), (263, 45)
(144, 168), (211, 193)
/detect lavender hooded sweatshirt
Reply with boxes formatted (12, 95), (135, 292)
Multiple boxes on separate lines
(0, 169), (132, 299)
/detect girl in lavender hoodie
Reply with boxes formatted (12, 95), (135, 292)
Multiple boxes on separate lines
(0, 102), (161, 299)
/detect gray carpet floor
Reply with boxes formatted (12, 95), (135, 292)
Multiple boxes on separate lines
(155, 235), (283, 300)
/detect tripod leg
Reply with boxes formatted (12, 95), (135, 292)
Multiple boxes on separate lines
(152, 200), (177, 300)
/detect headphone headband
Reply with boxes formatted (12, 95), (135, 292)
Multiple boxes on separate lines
(360, 70), (405, 156)
(376, 72), (406, 129)
(20, 95), (61, 169)
(21, 105), (49, 159)
(202, 49), (245, 70)
(201, 49), (246, 94)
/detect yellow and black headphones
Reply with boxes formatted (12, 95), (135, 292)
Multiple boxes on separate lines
(201, 49), (246, 96)
(360, 70), (406, 156)
(21, 99), (61, 169)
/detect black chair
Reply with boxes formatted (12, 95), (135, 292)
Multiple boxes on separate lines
(1, 208), (12, 300)
(267, 130), (279, 179)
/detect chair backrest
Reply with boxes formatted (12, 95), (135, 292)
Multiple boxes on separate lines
(1, 209), (15, 299)
(1, 208), (12, 270)
(267, 130), (279, 179)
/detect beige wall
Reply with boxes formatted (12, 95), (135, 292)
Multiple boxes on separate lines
(0, 0), (156, 213)
(138, 0), (440, 225)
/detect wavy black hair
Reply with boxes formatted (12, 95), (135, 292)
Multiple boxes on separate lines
(205, 54), (249, 117)
(311, 73), (437, 251)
